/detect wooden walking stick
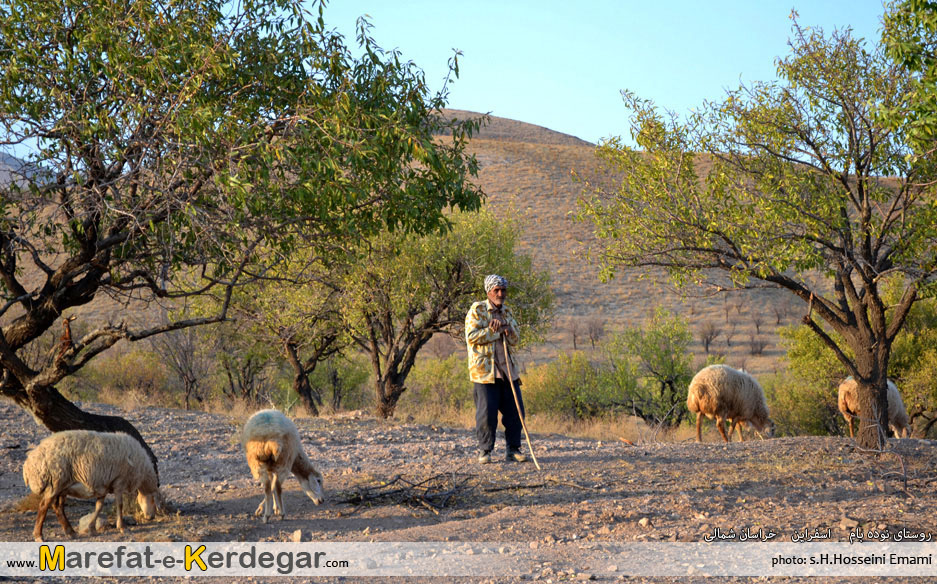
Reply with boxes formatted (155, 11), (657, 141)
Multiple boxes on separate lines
(502, 335), (541, 470)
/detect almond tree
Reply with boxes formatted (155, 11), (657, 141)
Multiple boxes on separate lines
(580, 22), (937, 449)
(219, 254), (346, 416)
(0, 0), (483, 471)
(340, 210), (554, 418)
(883, 0), (937, 154)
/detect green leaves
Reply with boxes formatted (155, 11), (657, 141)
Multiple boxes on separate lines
(580, 18), (937, 297)
(0, 0), (485, 308)
(882, 0), (937, 151)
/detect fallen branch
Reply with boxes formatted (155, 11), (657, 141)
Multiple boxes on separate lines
(338, 473), (472, 513)
(545, 477), (601, 491)
(481, 483), (547, 493)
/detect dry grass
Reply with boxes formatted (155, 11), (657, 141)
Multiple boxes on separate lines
(397, 403), (477, 429)
(12, 491), (41, 513)
(392, 402), (749, 446)
(94, 385), (153, 412)
(202, 395), (268, 424)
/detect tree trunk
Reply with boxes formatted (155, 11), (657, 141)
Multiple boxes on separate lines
(326, 365), (343, 411)
(375, 377), (406, 419)
(182, 377), (202, 411)
(855, 377), (890, 449)
(284, 341), (320, 416)
(291, 373), (321, 417)
(852, 345), (890, 449)
(16, 383), (159, 483)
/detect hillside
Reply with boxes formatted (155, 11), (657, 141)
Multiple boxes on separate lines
(447, 109), (798, 374)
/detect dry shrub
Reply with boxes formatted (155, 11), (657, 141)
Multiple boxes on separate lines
(397, 402), (476, 429)
(526, 411), (696, 444)
(13, 491), (43, 512)
(763, 372), (841, 436)
(81, 348), (173, 409)
(202, 395), (264, 424)
(522, 352), (607, 419)
(95, 385), (153, 412)
(396, 353), (474, 416)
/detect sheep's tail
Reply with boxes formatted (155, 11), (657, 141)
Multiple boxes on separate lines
(22, 457), (38, 491)
(245, 439), (283, 479)
(255, 440), (282, 464)
(686, 386), (700, 413)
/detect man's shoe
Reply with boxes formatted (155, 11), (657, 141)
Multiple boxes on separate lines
(506, 448), (527, 462)
(477, 450), (491, 464)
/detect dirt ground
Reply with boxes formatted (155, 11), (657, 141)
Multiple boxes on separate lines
(3, 401), (937, 583)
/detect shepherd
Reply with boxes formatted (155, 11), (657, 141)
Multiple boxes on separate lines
(465, 274), (529, 464)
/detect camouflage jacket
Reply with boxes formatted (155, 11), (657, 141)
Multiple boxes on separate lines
(464, 299), (520, 384)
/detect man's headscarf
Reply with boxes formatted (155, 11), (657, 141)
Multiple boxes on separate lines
(484, 274), (508, 293)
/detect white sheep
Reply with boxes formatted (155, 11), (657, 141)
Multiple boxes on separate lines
(242, 409), (324, 523)
(22, 430), (158, 542)
(837, 377), (910, 439)
(687, 364), (774, 442)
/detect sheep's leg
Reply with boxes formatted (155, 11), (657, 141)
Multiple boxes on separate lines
(52, 493), (77, 538)
(844, 414), (854, 438)
(716, 417), (730, 442)
(272, 473), (284, 519)
(261, 478), (273, 523)
(269, 473), (279, 517)
(253, 479), (267, 518)
(81, 498), (106, 535)
(33, 493), (54, 542)
(695, 414), (703, 442)
(726, 419), (740, 442)
(115, 491), (126, 533)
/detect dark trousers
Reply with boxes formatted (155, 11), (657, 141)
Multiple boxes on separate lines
(474, 378), (525, 452)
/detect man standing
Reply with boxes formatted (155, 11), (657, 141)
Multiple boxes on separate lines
(465, 274), (528, 463)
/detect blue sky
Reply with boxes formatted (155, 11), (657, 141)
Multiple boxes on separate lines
(320, 0), (888, 144)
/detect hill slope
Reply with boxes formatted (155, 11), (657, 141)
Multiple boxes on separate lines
(450, 109), (797, 373)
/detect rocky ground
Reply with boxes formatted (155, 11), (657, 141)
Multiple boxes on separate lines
(2, 401), (937, 583)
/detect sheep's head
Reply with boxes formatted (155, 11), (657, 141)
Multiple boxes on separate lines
(300, 473), (324, 505)
(747, 416), (775, 439)
(293, 453), (324, 505)
(137, 491), (157, 520)
(297, 468), (324, 505)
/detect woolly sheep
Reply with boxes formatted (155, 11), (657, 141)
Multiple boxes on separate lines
(242, 409), (324, 523)
(837, 377), (910, 439)
(687, 364), (774, 442)
(22, 430), (158, 542)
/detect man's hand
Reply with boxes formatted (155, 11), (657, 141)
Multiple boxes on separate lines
(490, 319), (512, 335)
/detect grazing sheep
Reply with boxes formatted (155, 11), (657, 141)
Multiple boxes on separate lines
(687, 364), (774, 442)
(837, 377), (910, 438)
(22, 430), (158, 542)
(242, 409), (324, 523)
